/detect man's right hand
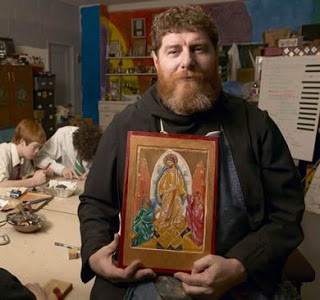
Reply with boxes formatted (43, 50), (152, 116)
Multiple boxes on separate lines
(89, 233), (156, 283)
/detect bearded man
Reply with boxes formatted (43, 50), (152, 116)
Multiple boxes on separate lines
(78, 6), (304, 300)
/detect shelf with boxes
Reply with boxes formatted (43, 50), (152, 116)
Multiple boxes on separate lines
(33, 73), (56, 138)
(106, 56), (156, 101)
(106, 56), (156, 75)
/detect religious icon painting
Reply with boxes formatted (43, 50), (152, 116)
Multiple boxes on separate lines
(119, 131), (219, 273)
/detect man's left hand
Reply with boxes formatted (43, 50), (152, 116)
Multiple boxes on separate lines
(174, 255), (247, 300)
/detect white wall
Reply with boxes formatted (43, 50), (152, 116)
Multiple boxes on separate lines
(108, 0), (236, 12)
(0, 0), (81, 114)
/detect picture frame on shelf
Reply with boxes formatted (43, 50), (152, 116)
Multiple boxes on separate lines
(108, 40), (122, 57)
(109, 78), (121, 101)
(132, 39), (146, 57)
(118, 131), (218, 273)
(132, 18), (146, 38)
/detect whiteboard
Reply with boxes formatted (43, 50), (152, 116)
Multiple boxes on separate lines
(258, 56), (320, 161)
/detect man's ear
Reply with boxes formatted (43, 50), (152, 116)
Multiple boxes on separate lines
(151, 51), (159, 72)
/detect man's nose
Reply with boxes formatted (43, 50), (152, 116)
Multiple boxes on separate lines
(181, 50), (194, 69)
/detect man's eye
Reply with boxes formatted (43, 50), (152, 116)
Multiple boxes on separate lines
(194, 46), (205, 53)
(168, 50), (178, 55)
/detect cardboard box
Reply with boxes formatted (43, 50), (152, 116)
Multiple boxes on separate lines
(278, 37), (303, 48)
(263, 47), (283, 56)
(263, 28), (291, 47)
(313, 39), (320, 46)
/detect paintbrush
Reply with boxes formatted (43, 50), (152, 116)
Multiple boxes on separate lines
(22, 196), (52, 207)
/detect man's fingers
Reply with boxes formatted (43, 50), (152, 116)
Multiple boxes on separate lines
(105, 233), (120, 255)
(134, 268), (156, 281)
(175, 272), (206, 287)
(181, 282), (213, 296)
(107, 260), (155, 283)
(192, 255), (214, 274)
(175, 272), (190, 283)
(123, 260), (144, 277)
(122, 261), (155, 281)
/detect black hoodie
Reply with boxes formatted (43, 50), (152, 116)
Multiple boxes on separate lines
(79, 84), (304, 298)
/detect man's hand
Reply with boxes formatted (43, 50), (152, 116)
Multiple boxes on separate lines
(62, 167), (79, 180)
(174, 255), (247, 300)
(89, 233), (156, 283)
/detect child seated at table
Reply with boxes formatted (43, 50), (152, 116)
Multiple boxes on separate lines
(0, 118), (49, 188)
(35, 124), (102, 180)
(0, 268), (47, 300)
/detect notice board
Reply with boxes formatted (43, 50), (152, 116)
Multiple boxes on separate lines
(258, 56), (320, 161)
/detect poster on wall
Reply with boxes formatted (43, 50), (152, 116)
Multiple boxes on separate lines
(132, 18), (146, 38)
(132, 39), (146, 56)
(258, 56), (320, 161)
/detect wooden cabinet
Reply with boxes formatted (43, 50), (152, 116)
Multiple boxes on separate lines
(0, 66), (11, 126)
(0, 65), (33, 127)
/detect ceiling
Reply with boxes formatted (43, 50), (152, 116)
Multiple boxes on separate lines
(60, 0), (153, 6)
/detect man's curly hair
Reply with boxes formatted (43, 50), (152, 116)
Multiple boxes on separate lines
(151, 5), (219, 54)
(72, 124), (102, 162)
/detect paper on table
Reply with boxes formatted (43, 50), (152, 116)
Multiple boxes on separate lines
(0, 199), (9, 210)
(0, 187), (27, 198)
(305, 164), (320, 214)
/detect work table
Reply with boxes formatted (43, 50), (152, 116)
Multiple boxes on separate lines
(0, 180), (93, 299)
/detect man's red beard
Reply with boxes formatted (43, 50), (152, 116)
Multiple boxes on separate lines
(157, 68), (221, 115)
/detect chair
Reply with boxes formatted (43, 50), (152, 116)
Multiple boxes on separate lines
(283, 248), (315, 294)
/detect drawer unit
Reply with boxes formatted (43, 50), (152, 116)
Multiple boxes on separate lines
(33, 73), (56, 138)
(46, 76), (56, 90)
(34, 76), (47, 90)
(98, 100), (137, 131)
(99, 111), (116, 131)
(34, 75), (56, 90)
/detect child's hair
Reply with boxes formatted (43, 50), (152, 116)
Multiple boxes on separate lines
(11, 118), (46, 145)
(72, 123), (102, 162)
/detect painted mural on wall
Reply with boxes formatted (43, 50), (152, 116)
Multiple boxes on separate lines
(104, 0), (316, 47)
(103, 0), (317, 96)
(103, 7), (165, 97)
(244, 0), (315, 43)
(203, 2), (252, 44)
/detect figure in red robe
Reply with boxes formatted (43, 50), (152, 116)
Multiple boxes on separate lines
(186, 192), (204, 246)
(192, 160), (206, 200)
